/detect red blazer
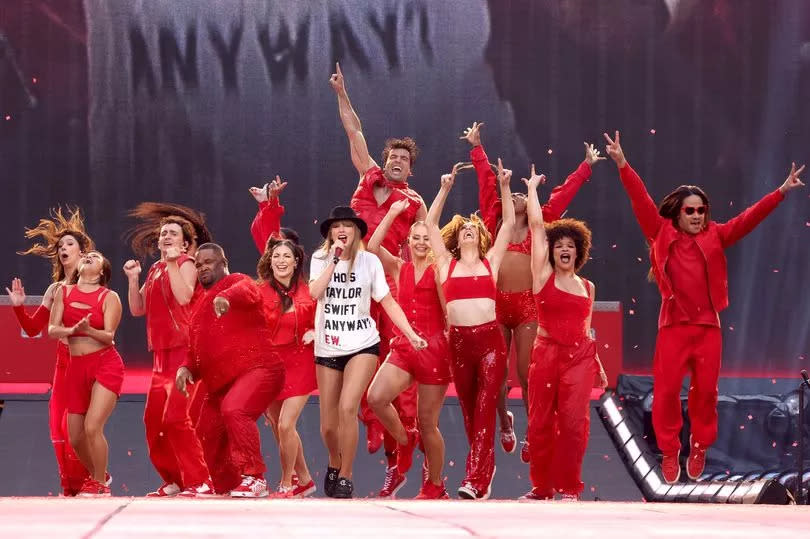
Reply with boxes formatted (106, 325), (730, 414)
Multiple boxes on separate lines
(618, 163), (785, 328)
(258, 279), (316, 346)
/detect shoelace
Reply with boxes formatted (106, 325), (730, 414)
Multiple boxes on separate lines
(239, 476), (254, 487)
(382, 468), (398, 490)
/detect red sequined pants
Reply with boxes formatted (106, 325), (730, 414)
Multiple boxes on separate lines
(449, 321), (507, 493)
(528, 336), (596, 496)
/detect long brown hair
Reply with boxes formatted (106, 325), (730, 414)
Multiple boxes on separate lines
(125, 202), (212, 258)
(18, 206), (95, 283)
(257, 238), (306, 312)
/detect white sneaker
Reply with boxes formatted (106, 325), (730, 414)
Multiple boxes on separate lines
(177, 480), (217, 498)
(230, 476), (269, 498)
(146, 482), (181, 497)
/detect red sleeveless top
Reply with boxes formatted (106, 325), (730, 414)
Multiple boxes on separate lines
(397, 262), (445, 336)
(535, 275), (592, 345)
(442, 258), (497, 302)
(144, 255), (195, 351)
(62, 285), (110, 336)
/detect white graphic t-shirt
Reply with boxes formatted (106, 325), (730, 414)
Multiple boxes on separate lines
(310, 249), (390, 357)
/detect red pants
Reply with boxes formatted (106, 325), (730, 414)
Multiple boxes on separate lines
(448, 321), (507, 492)
(144, 347), (209, 489)
(197, 365), (284, 494)
(51, 342), (89, 495)
(528, 336), (597, 496)
(652, 324), (722, 454)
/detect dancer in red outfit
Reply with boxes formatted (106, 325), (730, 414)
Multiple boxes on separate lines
(521, 167), (607, 501)
(48, 251), (124, 497)
(176, 243), (285, 498)
(425, 162), (515, 500)
(256, 238), (318, 498)
(329, 63), (426, 488)
(310, 206), (427, 499)
(462, 122), (602, 461)
(604, 131), (806, 483)
(123, 216), (211, 497)
(7, 207), (93, 495)
(367, 200), (452, 500)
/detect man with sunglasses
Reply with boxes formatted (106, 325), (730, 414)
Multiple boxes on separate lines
(604, 130), (805, 484)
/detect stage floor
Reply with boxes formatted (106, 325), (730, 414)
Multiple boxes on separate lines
(0, 498), (806, 538)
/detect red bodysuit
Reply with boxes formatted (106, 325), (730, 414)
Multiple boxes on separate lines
(13, 302), (89, 494)
(142, 254), (209, 491)
(386, 263), (450, 385)
(528, 274), (597, 497)
(473, 144), (592, 330)
(61, 285), (125, 415)
(443, 257), (506, 498)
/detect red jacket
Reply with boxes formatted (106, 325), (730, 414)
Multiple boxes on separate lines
(186, 273), (281, 393)
(258, 279), (316, 345)
(472, 144), (591, 238)
(618, 163), (785, 328)
(250, 198), (284, 253)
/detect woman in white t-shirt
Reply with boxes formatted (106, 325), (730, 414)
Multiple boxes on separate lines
(309, 206), (426, 499)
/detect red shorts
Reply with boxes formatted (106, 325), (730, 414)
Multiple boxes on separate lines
(66, 346), (125, 414)
(275, 343), (317, 401)
(385, 332), (451, 385)
(496, 289), (537, 330)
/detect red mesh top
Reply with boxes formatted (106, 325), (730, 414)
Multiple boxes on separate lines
(62, 285), (109, 336)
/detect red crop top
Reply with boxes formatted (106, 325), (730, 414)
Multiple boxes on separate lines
(442, 258), (497, 302)
(506, 230), (531, 255)
(62, 285), (110, 337)
(535, 275), (592, 346)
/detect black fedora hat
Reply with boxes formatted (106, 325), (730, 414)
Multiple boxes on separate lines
(319, 206), (368, 238)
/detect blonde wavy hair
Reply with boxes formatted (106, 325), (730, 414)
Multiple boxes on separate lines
(18, 206), (95, 283)
(440, 214), (491, 260)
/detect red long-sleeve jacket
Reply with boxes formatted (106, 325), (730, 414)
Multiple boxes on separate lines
(258, 279), (316, 345)
(250, 198), (284, 254)
(472, 144), (592, 238)
(618, 163), (785, 328)
(186, 273), (281, 393)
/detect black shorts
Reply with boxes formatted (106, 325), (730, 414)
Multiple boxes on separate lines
(315, 343), (381, 372)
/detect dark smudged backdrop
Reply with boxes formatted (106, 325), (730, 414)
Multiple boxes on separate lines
(1, 0), (808, 374)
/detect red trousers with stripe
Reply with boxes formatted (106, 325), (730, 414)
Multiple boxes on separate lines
(197, 365), (285, 494)
(528, 336), (597, 496)
(652, 324), (722, 454)
(52, 342), (89, 495)
(144, 347), (209, 489)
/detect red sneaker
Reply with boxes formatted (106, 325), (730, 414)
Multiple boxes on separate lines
(230, 476), (268, 498)
(366, 419), (384, 454)
(415, 481), (449, 500)
(291, 479), (316, 498)
(661, 451), (681, 484)
(559, 493), (580, 502)
(78, 479), (111, 497)
(396, 427), (419, 474)
(177, 480), (217, 498)
(146, 482), (181, 498)
(520, 439), (530, 464)
(268, 485), (295, 499)
(519, 487), (553, 501)
(500, 411), (516, 454)
(378, 466), (407, 498)
(686, 439), (707, 481)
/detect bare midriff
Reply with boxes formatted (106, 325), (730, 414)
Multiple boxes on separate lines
(446, 298), (497, 327)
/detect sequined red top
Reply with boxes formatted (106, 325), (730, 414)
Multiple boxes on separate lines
(187, 273), (281, 393)
(61, 285), (109, 337)
(442, 258), (497, 303)
(535, 275), (592, 346)
(144, 254), (195, 351)
(396, 262), (445, 336)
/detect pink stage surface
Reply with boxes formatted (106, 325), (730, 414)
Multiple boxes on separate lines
(0, 498), (806, 538)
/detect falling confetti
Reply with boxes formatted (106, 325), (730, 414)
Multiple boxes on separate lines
(448, 460), (455, 467)
(547, 149), (553, 155)
(32, 77), (38, 84)
(772, 442), (777, 448)
(650, 129), (656, 135)
(631, 298), (637, 304)
(747, 415), (753, 420)
(636, 257), (642, 262)
(772, 269), (780, 273)
(127, 450), (133, 456)
(739, 425), (745, 430)
(633, 345), (639, 349)
(729, 326), (734, 331)
(4, 115), (10, 121)
(611, 244), (617, 249)
(628, 309), (635, 315)
(603, 344), (610, 349)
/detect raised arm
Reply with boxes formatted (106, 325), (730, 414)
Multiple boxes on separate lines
(604, 131), (663, 241)
(329, 62), (377, 175)
(524, 167), (552, 291)
(122, 260), (146, 317)
(249, 176), (287, 253)
(486, 159), (516, 274)
(716, 162), (802, 248)
(367, 200), (408, 280)
(425, 166), (460, 268)
(542, 142), (603, 222)
(461, 122), (500, 238)
(7, 278), (51, 336)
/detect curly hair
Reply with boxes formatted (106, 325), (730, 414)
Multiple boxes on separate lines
(381, 137), (420, 170)
(125, 202), (212, 259)
(440, 214), (492, 260)
(545, 218), (592, 271)
(18, 206), (95, 283)
(257, 238), (306, 312)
